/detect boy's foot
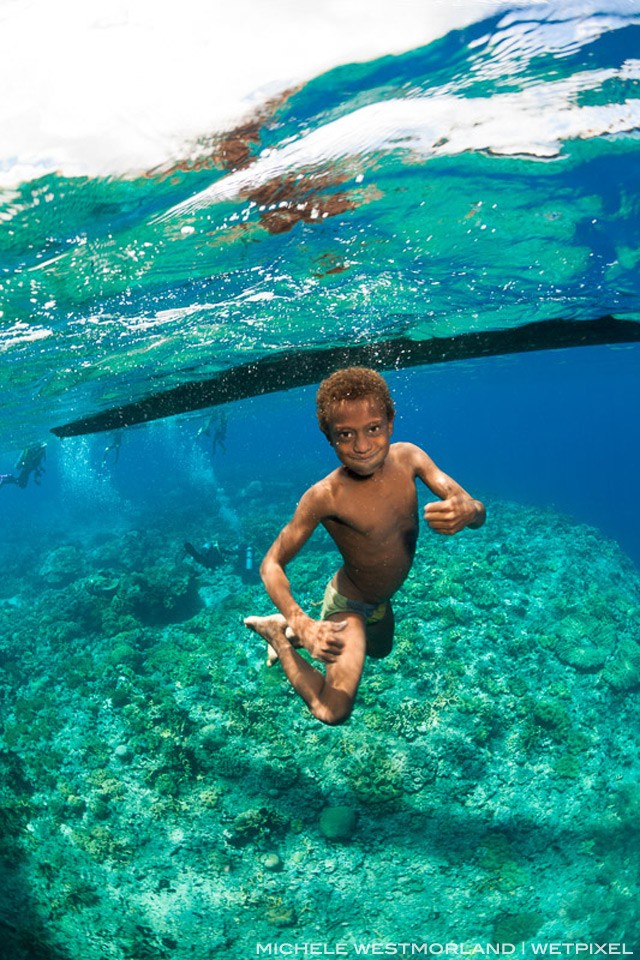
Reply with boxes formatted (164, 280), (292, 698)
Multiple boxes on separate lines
(244, 614), (291, 666)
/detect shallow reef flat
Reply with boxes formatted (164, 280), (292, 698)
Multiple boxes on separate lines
(0, 496), (639, 959)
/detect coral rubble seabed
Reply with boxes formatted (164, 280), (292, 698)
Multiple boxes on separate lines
(0, 496), (639, 958)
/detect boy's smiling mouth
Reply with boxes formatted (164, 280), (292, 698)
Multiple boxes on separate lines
(343, 449), (388, 475)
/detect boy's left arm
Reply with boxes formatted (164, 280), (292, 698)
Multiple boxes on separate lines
(408, 444), (485, 535)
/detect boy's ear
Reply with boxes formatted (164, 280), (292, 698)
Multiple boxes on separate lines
(388, 415), (395, 435)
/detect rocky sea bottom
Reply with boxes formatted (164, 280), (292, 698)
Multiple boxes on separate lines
(1, 492), (639, 960)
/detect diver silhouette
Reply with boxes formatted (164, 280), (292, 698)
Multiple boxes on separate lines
(0, 442), (47, 489)
(196, 411), (228, 455)
(184, 541), (227, 570)
(102, 431), (123, 466)
(184, 539), (261, 584)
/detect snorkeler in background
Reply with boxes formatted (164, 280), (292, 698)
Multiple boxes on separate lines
(0, 442), (47, 489)
(196, 410), (228, 456)
(102, 431), (123, 466)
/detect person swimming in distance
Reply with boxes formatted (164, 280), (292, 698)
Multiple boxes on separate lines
(102, 432), (123, 466)
(244, 367), (485, 726)
(184, 540), (227, 570)
(196, 411), (228, 456)
(0, 442), (47, 489)
(185, 540), (261, 584)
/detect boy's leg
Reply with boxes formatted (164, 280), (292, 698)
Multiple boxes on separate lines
(244, 613), (366, 725)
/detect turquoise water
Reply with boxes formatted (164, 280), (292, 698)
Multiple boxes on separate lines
(1, 4), (640, 958)
(2, 4), (640, 443)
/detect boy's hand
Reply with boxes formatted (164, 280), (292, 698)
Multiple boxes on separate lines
(424, 495), (482, 535)
(291, 615), (347, 663)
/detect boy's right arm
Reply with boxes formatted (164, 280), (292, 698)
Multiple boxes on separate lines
(259, 484), (347, 663)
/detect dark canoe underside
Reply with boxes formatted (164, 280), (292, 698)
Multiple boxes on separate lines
(51, 316), (640, 437)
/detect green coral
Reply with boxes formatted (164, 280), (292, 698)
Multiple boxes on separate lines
(225, 807), (288, 848)
(266, 900), (297, 928)
(519, 697), (589, 767)
(345, 742), (406, 805)
(532, 699), (572, 740)
(108, 682), (133, 708)
(72, 823), (132, 861)
(602, 638), (640, 692)
(554, 754), (581, 779)
(106, 563), (203, 629)
(103, 636), (141, 672)
(553, 613), (615, 671)
(141, 564), (202, 624)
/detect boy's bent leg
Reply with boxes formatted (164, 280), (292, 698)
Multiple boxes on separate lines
(244, 613), (366, 725)
(320, 612), (367, 724)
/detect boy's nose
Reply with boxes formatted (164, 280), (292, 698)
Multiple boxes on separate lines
(353, 432), (371, 453)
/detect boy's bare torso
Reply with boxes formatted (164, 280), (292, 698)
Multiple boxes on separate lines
(315, 442), (420, 603)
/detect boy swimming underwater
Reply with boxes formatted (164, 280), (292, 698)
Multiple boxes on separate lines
(245, 367), (485, 725)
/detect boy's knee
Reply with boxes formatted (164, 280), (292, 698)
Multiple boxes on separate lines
(312, 700), (353, 726)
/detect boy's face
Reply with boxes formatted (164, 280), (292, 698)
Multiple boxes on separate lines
(327, 398), (394, 477)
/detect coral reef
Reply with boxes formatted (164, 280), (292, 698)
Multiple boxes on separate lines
(0, 496), (639, 958)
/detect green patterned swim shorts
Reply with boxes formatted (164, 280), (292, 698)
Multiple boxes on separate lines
(320, 580), (387, 625)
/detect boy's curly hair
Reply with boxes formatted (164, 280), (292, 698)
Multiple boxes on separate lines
(316, 367), (395, 437)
